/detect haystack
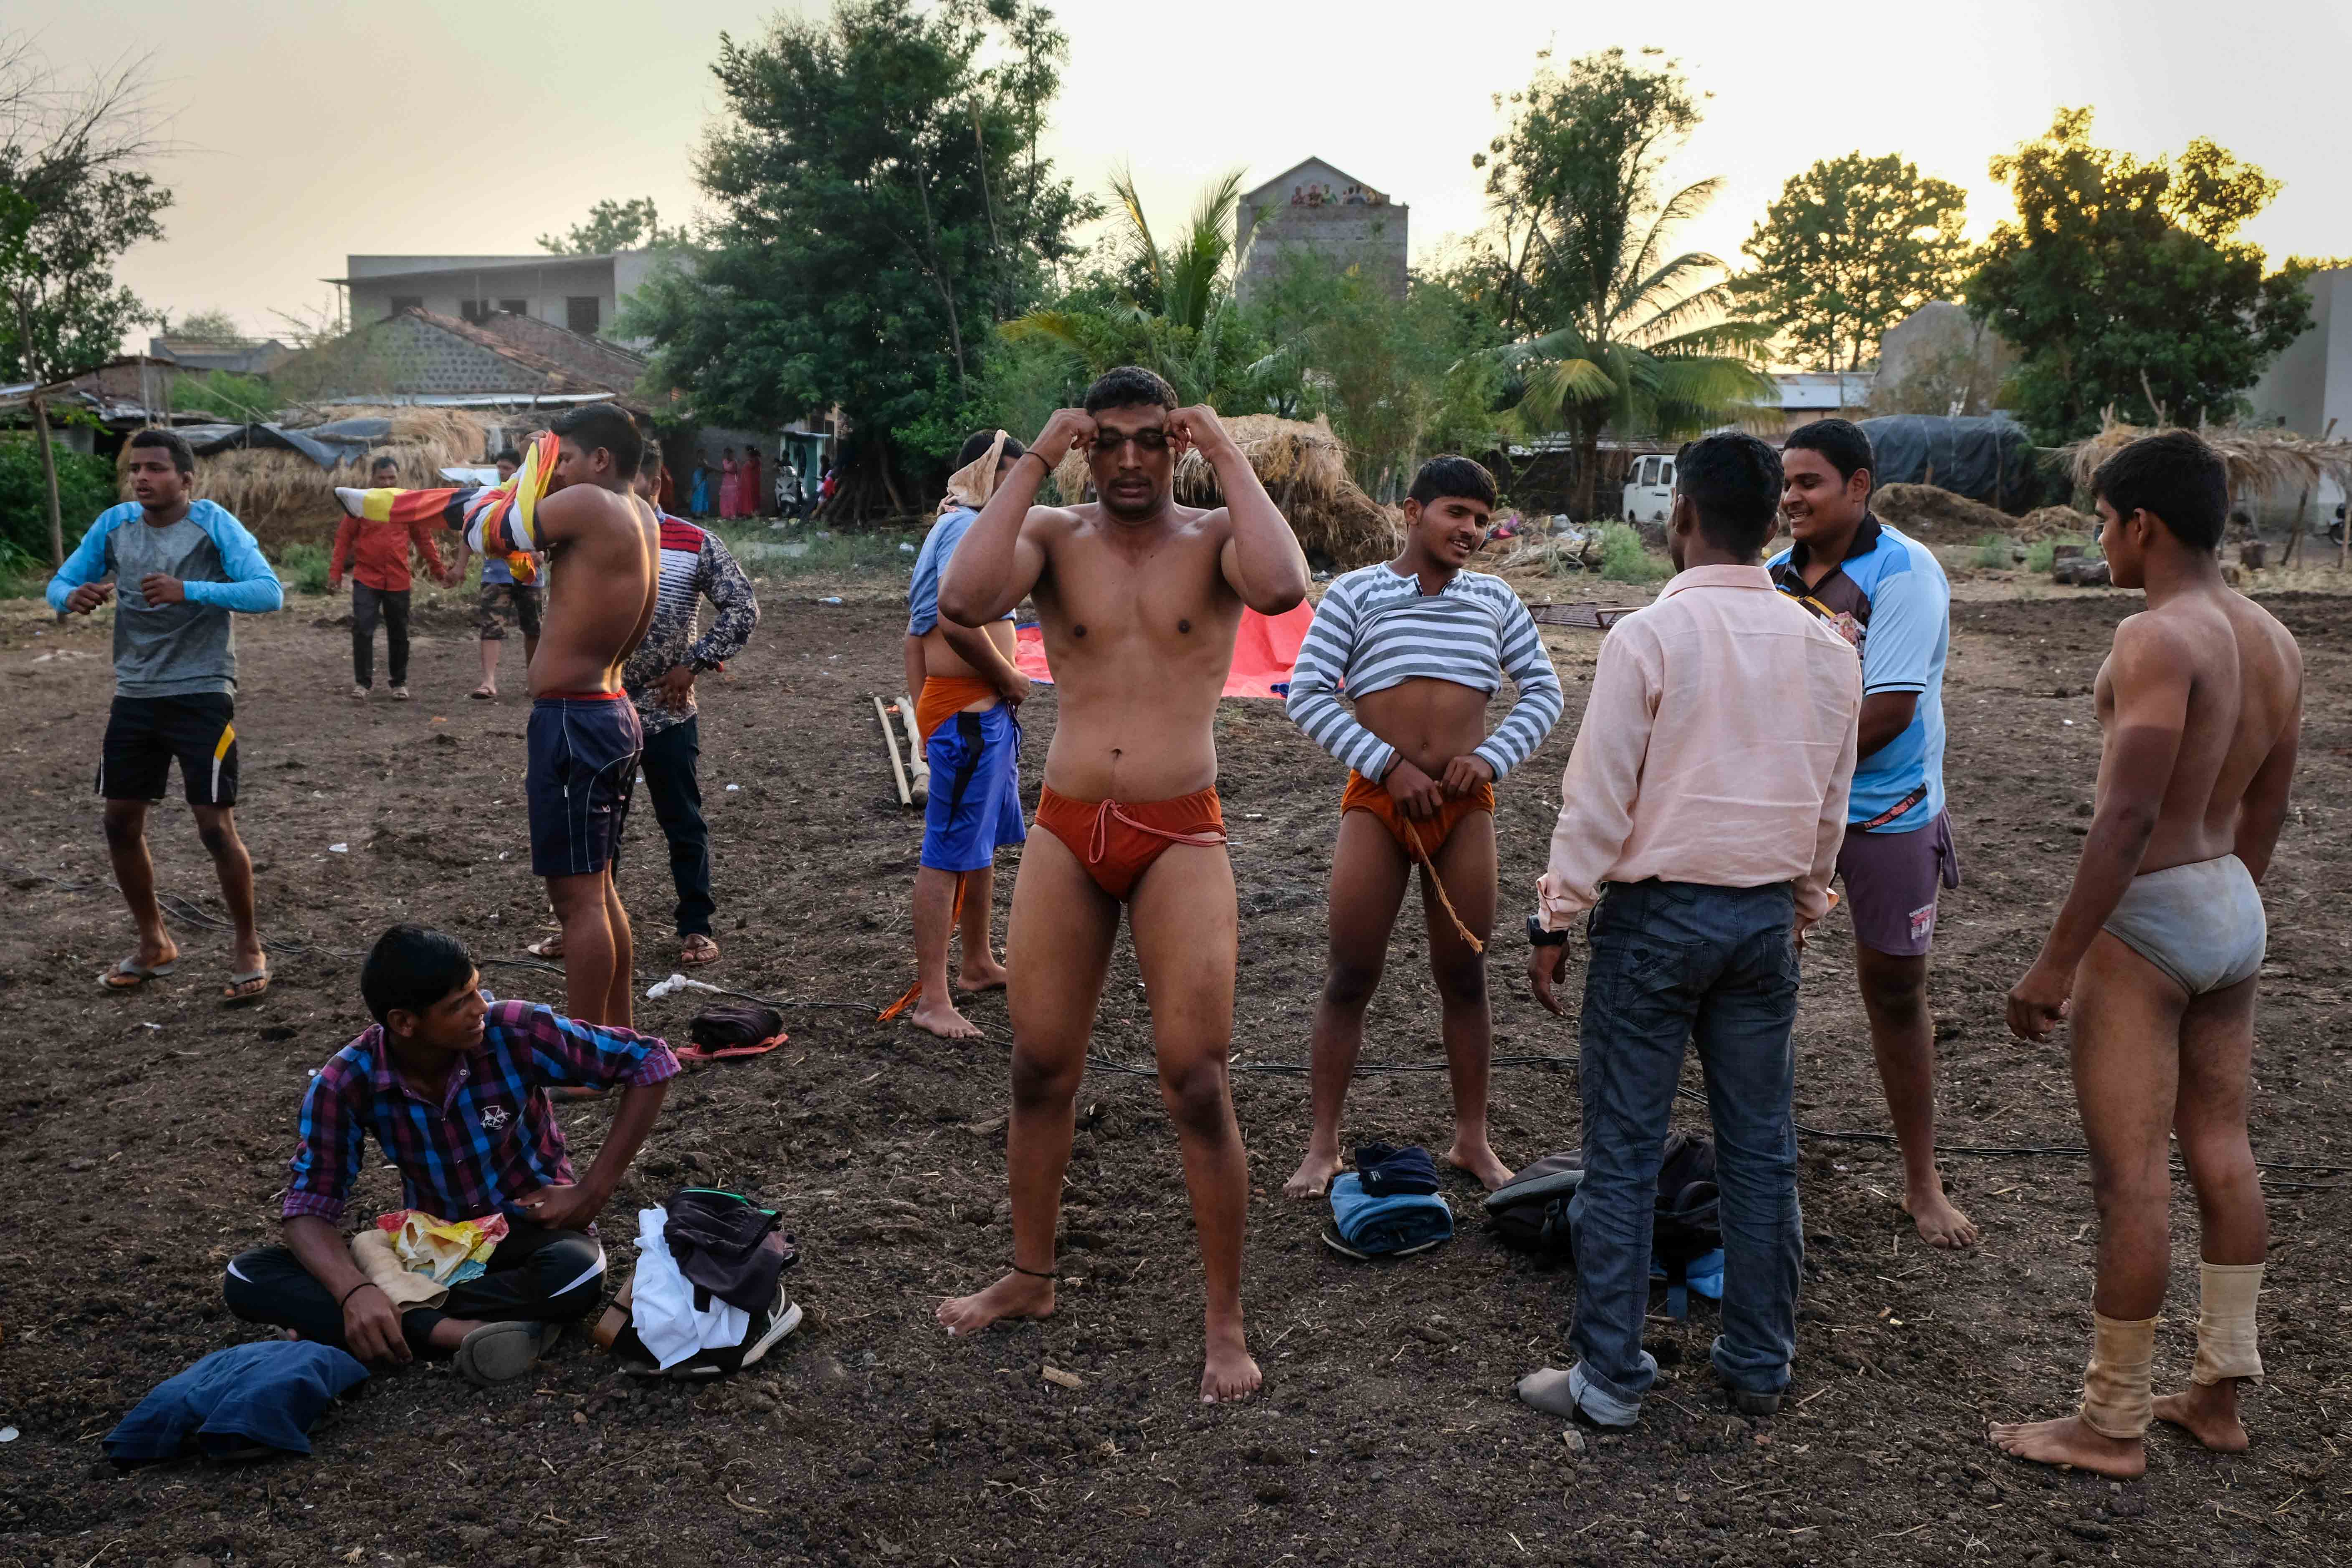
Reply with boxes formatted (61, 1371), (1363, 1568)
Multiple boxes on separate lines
(1868, 481), (2013, 538)
(2018, 504), (2099, 540)
(1051, 413), (1400, 568)
(2062, 417), (2352, 501)
(118, 407), (490, 548)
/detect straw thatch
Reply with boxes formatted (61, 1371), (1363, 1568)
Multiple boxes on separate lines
(1051, 413), (1401, 568)
(119, 408), (491, 547)
(2061, 415), (2352, 502)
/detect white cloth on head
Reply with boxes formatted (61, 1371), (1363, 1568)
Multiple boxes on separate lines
(630, 1206), (749, 1369)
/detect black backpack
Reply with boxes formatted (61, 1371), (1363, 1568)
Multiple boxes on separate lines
(1484, 1132), (1722, 1317)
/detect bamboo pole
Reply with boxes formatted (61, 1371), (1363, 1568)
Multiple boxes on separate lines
(896, 693), (929, 806)
(873, 695), (913, 807)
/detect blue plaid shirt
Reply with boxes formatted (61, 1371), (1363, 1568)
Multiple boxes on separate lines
(282, 1001), (679, 1224)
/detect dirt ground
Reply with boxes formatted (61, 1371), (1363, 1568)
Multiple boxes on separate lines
(1, 578), (2347, 1568)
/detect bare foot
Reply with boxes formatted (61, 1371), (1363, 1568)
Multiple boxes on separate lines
(1282, 1147), (1344, 1199)
(909, 996), (985, 1041)
(1903, 1180), (1980, 1249)
(1444, 1136), (1516, 1192)
(1200, 1318), (1261, 1404)
(1988, 1414), (2145, 1478)
(2154, 1381), (2249, 1452)
(937, 1270), (1054, 1337)
(955, 956), (1008, 994)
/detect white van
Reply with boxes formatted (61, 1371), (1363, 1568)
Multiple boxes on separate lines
(1622, 453), (1676, 524)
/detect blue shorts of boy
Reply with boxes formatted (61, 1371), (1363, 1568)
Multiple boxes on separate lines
(922, 704), (1025, 873)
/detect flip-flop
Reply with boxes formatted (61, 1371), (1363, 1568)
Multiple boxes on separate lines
(678, 935), (721, 967)
(220, 967), (271, 1005)
(469, 686), (496, 701)
(1318, 1227), (1448, 1261)
(100, 955), (177, 990)
(525, 935), (565, 959)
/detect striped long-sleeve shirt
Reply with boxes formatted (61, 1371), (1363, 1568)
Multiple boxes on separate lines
(622, 515), (762, 737)
(1285, 564), (1564, 782)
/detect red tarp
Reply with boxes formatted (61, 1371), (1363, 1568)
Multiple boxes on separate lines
(1013, 601), (1314, 699)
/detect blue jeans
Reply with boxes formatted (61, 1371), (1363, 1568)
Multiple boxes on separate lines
(1565, 879), (1804, 1424)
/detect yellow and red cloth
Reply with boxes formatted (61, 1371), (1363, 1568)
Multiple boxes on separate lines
(332, 430), (558, 585)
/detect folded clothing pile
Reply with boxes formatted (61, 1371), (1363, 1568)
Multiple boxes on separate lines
(612, 1188), (801, 1377)
(1324, 1144), (1452, 1259)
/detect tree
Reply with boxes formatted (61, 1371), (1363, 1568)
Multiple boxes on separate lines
(1966, 109), (2312, 443)
(536, 197), (678, 256)
(1002, 168), (1277, 410)
(625, 0), (1091, 516)
(168, 305), (243, 341)
(1734, 152), (1971, 374)
(1471, 48), (1774, 518)
(0, 40), (171, 561)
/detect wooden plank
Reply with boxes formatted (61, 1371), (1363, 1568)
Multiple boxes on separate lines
(873, 695), (913, 808)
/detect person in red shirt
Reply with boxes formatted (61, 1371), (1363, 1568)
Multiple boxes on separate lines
(330, 454), (449, 701)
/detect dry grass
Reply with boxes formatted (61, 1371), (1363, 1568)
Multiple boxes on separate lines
(2062, 416), (2352, 502)
(119, 408), (491, 547)
(1051, 413), (1401, 567)
(1869, 481), (2015, 538)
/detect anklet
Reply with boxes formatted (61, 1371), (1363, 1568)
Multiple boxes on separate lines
(1013, 1264), (1057, 1281)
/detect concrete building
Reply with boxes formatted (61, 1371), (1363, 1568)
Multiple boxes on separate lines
(2247, 267), (2352, 438)
(327, 250), (675, 343)
(1235, 158), (1407, 305)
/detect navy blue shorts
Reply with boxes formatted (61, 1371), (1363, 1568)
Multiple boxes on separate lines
(527, 694), (643, 878)
(99, 693), (238, 807)
(921, 704), (1025, 873)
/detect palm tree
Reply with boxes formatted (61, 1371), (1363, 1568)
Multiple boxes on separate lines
(1003, 166), (1273, 406)
(1479, 50), (1777, 519)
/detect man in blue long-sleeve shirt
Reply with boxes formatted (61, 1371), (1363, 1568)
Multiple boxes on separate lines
(48, 428), (284, 1002)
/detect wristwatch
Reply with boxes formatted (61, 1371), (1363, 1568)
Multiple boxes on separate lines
(1526, 913), (1568, 947)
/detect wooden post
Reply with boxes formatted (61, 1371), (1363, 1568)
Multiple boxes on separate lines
(30, 392), (64, 566)
(873, 695), (913, 807)
(2283, 487), (2309, 568)
(896, 693), (928, 806)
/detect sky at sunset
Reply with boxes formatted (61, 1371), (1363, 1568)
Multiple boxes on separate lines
(24, 0), (2352, 342)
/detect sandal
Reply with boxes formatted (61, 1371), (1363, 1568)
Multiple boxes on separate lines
(679, 934), (721, 967)
(470, 685), (496, 701)
(100, 955), (177, 990)
(525, 934), (565, 960)
(221, 966), (271, 1005)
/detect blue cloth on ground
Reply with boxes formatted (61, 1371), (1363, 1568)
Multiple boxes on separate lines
(1653, 1248), (1725, 1302)
(1329, 1172), (1453, 1255)
(104, 1340), (367, 1461)
(1353, 1142), (1440, 1196)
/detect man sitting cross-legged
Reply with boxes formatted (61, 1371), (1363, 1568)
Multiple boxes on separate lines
(223, 925), (680, 1386)
(1281, 455), (1562, 1197)
(932, 367), (1311, 1403)
(1992, 430), (2302, 1478)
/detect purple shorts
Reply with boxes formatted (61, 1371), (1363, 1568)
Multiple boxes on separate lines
(1835, 810), (1960, 957)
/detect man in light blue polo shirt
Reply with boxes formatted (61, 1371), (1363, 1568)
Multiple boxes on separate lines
(1770, 418), (1973, 1249)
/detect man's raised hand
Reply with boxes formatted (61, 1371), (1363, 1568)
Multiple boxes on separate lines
(63, 581), (115, 615)
(1168, 405), (1235, 463)
(1031, 408), (1099, 464)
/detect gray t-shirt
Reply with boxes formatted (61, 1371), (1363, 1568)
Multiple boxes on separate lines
(107, 516), (240, 697)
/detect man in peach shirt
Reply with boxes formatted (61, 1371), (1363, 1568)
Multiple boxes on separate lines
(1518, 432), (1860, 1429)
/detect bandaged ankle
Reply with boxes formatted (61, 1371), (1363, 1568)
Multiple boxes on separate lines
(2191, 1261), (2264, 1386)
(2076, 1312), (2156, 1439)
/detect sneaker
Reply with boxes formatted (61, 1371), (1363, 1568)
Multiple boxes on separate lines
(456, 1319), (563, 1387)
(350, 684), (368, 700)
(390, 685), (412, 701)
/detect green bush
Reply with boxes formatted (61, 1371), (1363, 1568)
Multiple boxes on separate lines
(1973, 533), (2013, 570)
(1598, 522), (1671, 584)
(2024, 540), (2056, 573)
(273, 541), (332, 595)
(170, 371), (279, 421)
(723, 527), (925, 578)
(0, 436), (118, 561)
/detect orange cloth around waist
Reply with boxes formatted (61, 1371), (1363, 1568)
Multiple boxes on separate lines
(1035, 784), (1226, 902)
(916, 676), (1001, 743)
(1342, 769), (1495, 854)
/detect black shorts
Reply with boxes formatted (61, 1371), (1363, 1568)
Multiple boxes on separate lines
(99, 694), (239, 807)
(527, 694), (643, 877)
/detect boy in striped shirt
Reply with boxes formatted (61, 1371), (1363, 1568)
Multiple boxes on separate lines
(1282, 456), (1563, 1196)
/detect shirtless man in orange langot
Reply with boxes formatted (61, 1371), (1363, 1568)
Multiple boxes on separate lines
(933, 366), (1311, 1403)
(511, 406), (660, 1028)
(1990, 431), (2301, 1478)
